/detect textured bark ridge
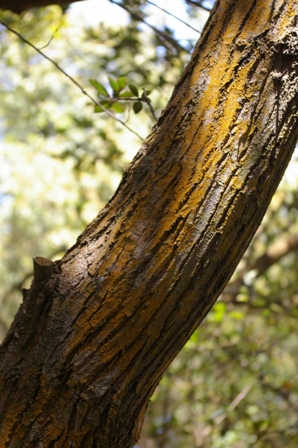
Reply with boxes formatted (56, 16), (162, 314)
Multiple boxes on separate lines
(0, 1), (298, 447)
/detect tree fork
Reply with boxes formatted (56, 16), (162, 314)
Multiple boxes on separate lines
(0, 0), (297, 447)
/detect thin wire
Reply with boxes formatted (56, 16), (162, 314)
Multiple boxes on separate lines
(146, 0), (201, 35)
(0, 21), (144, 141)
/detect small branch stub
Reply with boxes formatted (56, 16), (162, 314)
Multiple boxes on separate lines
(33, 256), (53, 283)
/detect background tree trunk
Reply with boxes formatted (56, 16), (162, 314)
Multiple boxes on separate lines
(0, 0), (297, 447)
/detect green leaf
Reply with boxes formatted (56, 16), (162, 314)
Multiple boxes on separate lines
(117, 76), (127, 91)
(100, 99), (112, 107)
(94, 99), (112, 113)
(129, 84), (139, 97)
(112, 102), (125, 113)
(94, 105), (105, 113)
(108, 76), (120, 94)
(133, 101), (143, 114)
(120, 91), (134, 98)
(89, 79), (109, 97)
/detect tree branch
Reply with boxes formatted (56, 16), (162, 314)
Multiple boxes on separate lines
(0, 20), (144, 141)
(146, 0), (201, 35)
(109, 0), (187, 54)
(222, 234), (298, 304)
(185, 0), (212, 12)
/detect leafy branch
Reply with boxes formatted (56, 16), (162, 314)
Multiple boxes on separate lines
(89, 76), (158, 122)
(0, 20), (145, 141)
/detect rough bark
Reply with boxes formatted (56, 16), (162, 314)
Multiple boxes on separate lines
(0, 0), (298, 447)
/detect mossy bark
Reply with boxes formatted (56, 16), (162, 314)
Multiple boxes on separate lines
(0, 0), (297, 447)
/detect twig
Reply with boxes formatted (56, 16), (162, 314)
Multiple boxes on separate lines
(222, 233), (298, 304)
(97, 88), (158, 122)
(109, 0), (186, 54)
(214, 384), (252, 424)
(228, 384), (252, 411)
(38, 26), (59, 50)
(186, 0), (213, 12)
(141, 89), (157, 122)
(146, 0), (201, 35)
(0, 20), (144, 141)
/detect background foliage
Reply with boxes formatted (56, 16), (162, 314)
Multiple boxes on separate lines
(0, 1), (297, 446)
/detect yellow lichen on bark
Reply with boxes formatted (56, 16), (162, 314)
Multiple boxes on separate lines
(0, 1), (297, 447)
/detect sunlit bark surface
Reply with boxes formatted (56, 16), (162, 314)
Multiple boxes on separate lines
(0, 0), (297, 447)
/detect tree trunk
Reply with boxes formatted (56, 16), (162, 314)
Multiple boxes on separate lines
(0, 0), (297, 447)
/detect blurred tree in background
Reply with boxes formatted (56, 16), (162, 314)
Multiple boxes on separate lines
(0, 1), (297, 446)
